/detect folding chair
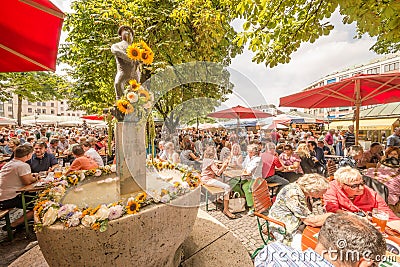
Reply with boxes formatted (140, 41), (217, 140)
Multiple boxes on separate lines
(251, 178), (286, 259)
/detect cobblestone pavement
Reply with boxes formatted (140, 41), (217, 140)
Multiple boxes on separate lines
(199, 201), (263, 255)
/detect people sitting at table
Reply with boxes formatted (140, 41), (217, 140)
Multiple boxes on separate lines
(49, 138), (60, 155)
(66, 145), (98, 174)
(324, 166), (399, 220)
(267, 173), (331, 249)
(254, 212), (386, 267)
(277, 144), (302, 183)
(259, 142), (289, 191)
(338, 145), (364, 169)
(365, 149), (400, 212)
(229, 143), (243, 168)
(180, 141), (201, 169)
(27, 141), (59, 173)
(0, 145), (37, 229)
(82, 141), (104, 167)
(361, 142), (383, 167)
(241, 144), (262, 215)
(219, 141), (231, 162)
(295, 143), (319, 174)
(163, 142), (180, 164)
(200, 146), (235, 219)
(317, 140), (331, 155)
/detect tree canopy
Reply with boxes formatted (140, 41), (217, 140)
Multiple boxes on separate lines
(232, 0), (400, 67)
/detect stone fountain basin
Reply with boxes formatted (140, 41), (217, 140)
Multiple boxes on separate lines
(37, 187), (200, 267)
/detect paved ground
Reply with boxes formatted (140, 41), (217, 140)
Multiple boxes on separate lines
(0, 191), (262, 266)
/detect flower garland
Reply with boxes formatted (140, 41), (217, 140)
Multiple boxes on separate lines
(34, 164), (199, 232)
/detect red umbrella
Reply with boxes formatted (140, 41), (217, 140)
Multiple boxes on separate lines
(208, 105), (273, 119)
(0, 0), (64, 72)
(81, 115), (104, 121)
(279, 73), (400, 143)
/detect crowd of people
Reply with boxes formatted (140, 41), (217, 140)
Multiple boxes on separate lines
(0, 125), (110, 229)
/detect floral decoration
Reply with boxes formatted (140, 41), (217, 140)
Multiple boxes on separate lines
(34, 164), (199, 232)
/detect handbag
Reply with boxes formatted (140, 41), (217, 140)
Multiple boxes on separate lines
(228, 192), (246, 213)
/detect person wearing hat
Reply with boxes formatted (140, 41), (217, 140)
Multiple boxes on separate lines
(111, 25), (141, 99)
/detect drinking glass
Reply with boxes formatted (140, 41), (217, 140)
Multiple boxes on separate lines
(54, 168), (63, 179)
(58, 158), (64, 167)
(372, 208), (389, 235)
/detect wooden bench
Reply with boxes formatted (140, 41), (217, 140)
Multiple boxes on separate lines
(203, 185), (225, 211)
(0, 209), (13, 241)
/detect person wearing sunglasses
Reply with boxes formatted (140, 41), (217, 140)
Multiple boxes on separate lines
(324, 167), (399, 220)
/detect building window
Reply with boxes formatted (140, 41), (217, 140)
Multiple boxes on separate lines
(352, 71), (362, 76)
(51, 103), (54, 107)
(42, 109), (46, 114)
(37, 102), (41, 106)
(339, 75), (349, 81)
(27, 101), (32, 105)
(366, 67), (380, 74)
(28, 108), (32, 113)
(60, 107), (64, 111)
(384, 62), (399, 72)
(338, 107), (349, 111)
(51, 109), (55, 114)
(7, 99), (12, 104)
(7, 106), (12, 112)
(41, 102), (46, 106)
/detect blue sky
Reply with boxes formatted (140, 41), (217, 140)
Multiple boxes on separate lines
(52, 1), (380, 110)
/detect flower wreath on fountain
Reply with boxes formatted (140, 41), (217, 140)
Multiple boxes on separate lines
(115, 41), (154, 122)
(34, 163), (200, 232)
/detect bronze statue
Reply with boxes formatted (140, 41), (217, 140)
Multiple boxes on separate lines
(111, 25), (141, 99)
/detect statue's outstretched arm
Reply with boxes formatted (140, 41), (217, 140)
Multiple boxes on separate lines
(111, 45), (133, 63)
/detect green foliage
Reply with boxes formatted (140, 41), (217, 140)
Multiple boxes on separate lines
(231, 0), (400, 67)
(0, 72), (68, 125)
(60, 0), (241, 115)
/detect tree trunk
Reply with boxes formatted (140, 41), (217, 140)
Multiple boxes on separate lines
(17, 94), (22, 126)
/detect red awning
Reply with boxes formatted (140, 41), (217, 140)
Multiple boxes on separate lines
(0, 0), (64, 72)
(81, 115), (105, 121)
(208, 105), (273, 119)
(279, 73), (400, 108)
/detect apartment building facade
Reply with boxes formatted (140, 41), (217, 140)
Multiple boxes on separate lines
(0, 94), (85, 118)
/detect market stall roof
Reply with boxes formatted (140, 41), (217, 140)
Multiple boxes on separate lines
(329, 118), (399, 131)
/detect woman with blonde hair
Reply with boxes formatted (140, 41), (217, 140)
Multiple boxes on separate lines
(268, 173), (332, 249)
(229, 143), (243, 168)
(295, 143), (317, 174)
(200, 146), (235, 219)
(164, 142), (180, 164)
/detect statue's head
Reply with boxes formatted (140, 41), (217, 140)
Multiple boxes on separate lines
(118, 25), (134, 43)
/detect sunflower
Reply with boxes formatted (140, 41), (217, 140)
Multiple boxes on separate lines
(135, 192), (147, 203)
(157, 161), (163, 169)
(138, 89), (150, 102)
(129, 79), (141, 91)
(91, 222), (100, 230)
(140, 50), (154, 65)
(127, 44), (141, 61)
(126, 200), (140, 214)
(116, 99), (134, 114)
(139, 40), (151, 51)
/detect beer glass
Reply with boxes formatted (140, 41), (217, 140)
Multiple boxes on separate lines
(372, 208), (389, 234)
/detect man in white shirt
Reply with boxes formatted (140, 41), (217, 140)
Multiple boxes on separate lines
(81, 141), (104, 167)
(241, 144), (261, 216)
(0, 145), (36, 228)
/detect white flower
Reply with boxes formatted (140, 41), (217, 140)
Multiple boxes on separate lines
(127, 92), (138, 103)
(95, 205), (110, 221)
(81, 215), (96, 227)
(67, 212), (82, 227)
(160, 194), (171, 203)
(94, 169), (102, 176)
(80, 172), (86, 181)
(108, 205), (124, 220)
(58, 204), (77, 218)
(143, 101), (152, 109)
(42, 207), (58, 226)
(110, 165), (117, 173)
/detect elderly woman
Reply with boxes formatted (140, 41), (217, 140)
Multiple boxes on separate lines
(324, 166), (399, 220)
(268, 174), (332, 249)
(163, 142), (180, 164)
(200, 146), (235, 219)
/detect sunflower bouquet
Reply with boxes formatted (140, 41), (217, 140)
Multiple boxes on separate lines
(115, 78), (154, 122)
(126, 41), (154, 65)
